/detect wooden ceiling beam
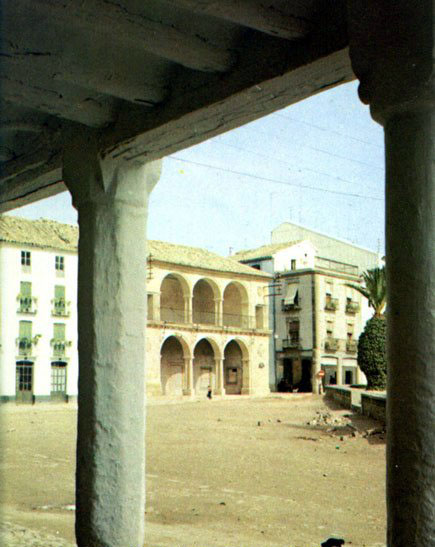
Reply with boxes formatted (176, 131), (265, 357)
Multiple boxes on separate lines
(1, 75), (117, 128)
(169, 0), (310, 40)
(14, 0), (234, 73)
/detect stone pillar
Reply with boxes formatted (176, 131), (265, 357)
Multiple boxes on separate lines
(348, 3), (434, 544)
(311, 273), (322, 393)
(63, 133), (161, 547)
(215, 298), (223, 326)
(214, 357), (225, 395)
(154, 292), (161, 321)
(184, 296), (192, 324)
(241, 358), (251, 395)
(336, 356), (343, 386)
(183, 357), (194, 396)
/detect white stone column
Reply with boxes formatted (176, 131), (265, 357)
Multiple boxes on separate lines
(241, 358), (251, 395)
(336, 356), (343, 386)
(183, 357), (194, 396)
(184, 295), (192, 324)
(63, 133), (161, 547)
(215, 298), (223, 326)
(348, 3), (434, 543)
(214, 357), (225, 395)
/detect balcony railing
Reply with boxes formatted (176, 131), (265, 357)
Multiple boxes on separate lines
(17, 295), (37, 314)
(324, 337), (339, 352)
(50, 339), (72, 358)
(324, 298), (339, 311)
(282, 338), (300, 350)
(16, 335), (40, 355)
(346, 340), (358, 353)
(345, 301), (360, 314)
(52, 298), (71, 317)
(315, 257), (359, 276)
(281, 298), (301, 312)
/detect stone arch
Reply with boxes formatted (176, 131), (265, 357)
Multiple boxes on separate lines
(224, 338), (250, 395)
(160, 335), (189, 396)
(192, 278), (220, 325)
(160, 273), (190, 323)
(193, 337), (219, 394)
(223, 281), (249, 328)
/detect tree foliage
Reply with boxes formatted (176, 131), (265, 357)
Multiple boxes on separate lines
(357, 316), (387, 390)
(347, 266), (386, 317)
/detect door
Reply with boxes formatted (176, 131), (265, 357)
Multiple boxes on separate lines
(51, 361), (67, 401)
(16, 361), (33, 403)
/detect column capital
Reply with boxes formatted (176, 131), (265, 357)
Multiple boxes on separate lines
(347, 1), (434, 124)
(63, 130), (162, 208)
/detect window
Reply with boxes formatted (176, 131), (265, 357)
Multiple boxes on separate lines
(55, 255), (65, 271)
(52, 323), (66, 358)
(289, 320), (300, 344)
(53, 285), (67, 316)
(21, 250), (31, 267)
(53, 323), (66, 340)
(326, 321), (334, 337)
(251, 264), (261, 270)
(18, 282), (33, 312)
(18, 320), (32, 354)
(291, 259), (296, 270)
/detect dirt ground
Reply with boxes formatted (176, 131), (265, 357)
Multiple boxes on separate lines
(0, 395), (386, 547)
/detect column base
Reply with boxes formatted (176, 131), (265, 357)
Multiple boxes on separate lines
(213, 388), (226, 396)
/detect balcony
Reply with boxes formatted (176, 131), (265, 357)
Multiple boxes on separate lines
(52, 298), (71, 317)
(17, 295), (37, 314)
(346, 340), (358, 353)
(324, 298), (339, 311)
(324, 337), (339, 352)
(16, 335), (40, 356)
(282, 338), (300, 350)
(51, 339), (72, 358)
(281, 298), (301, 312)
(346, 301), (360, 314)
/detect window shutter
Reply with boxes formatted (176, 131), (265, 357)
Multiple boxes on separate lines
(19, 321), (32, 338)
(21, 282), (31, 296)
(54, 323), (66, 340)
(55, 285), (65, 299)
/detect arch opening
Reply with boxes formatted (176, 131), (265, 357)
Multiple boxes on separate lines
(223, 282), (249, 328)
(160, 274), (188, 324)
(161, 336), (185, 396)
(193, 339), (216, 395)
(192, 279), (216, 325)
(224, 340), (244, 395)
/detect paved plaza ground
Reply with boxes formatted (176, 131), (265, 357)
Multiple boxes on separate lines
(1, 395), (386, 546)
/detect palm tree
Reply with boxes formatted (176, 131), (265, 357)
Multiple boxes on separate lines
(347, 266), (386, 317)
(348, 266), (387, 390)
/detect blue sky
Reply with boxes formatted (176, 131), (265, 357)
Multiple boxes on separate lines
(10, 81), (385, 256)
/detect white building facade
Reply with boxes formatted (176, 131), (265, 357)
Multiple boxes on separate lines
(0, 216), (271, 402)
(0, 216), (78, 402)
(235, 233), (380, 393)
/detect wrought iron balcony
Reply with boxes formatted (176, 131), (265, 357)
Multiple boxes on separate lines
(52, 298), (71, 317)
(281, 298), (301, 312)
(282, 337), (300, 350)
(51, 339), (72, 358)
(324, 337), (339, 351)
(346, 340), (358, 353)
(345, 301), (360, 314)
(324, 298), (339, 311)
(16, 335), (40, 355)
(17, 295), (37, 314)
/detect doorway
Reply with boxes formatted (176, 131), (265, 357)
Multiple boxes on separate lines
(16, 361), (34, 403)
(51, 361), (68, 401)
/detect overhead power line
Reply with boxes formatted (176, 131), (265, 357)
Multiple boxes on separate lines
(273, 112), (381, 148)
(169, 156), (383, 202)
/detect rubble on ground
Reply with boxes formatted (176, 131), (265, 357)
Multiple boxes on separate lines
(307, 410), (386, 439)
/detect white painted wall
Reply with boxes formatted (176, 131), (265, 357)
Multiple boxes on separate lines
(0, 242), (78, 399)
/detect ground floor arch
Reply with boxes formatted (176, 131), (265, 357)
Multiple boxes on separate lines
(223, 340), (244, 394)
(193, 339), (217, 395)
(160, 336), (188, 396)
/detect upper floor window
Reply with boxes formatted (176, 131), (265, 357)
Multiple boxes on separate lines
(291, 259), (296, 270)
(55, 255), (65, 272)
(21, 250), (31, 267)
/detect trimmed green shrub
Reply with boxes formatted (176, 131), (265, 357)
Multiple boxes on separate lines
(357, 316), (387, 390)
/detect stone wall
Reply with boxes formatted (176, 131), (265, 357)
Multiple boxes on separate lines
(325, 386), (386, 424)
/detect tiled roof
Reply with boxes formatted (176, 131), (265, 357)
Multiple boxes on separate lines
(148, 240), (270, 277)
(0, 215), (78, 251)
(233, 241), (301, 261)
(0, 215), (270, 278)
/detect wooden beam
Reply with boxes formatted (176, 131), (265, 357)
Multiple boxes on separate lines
(15, 0), (234, 73)
(1, 75), (116, 128)
(169, 0), (310, 40)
